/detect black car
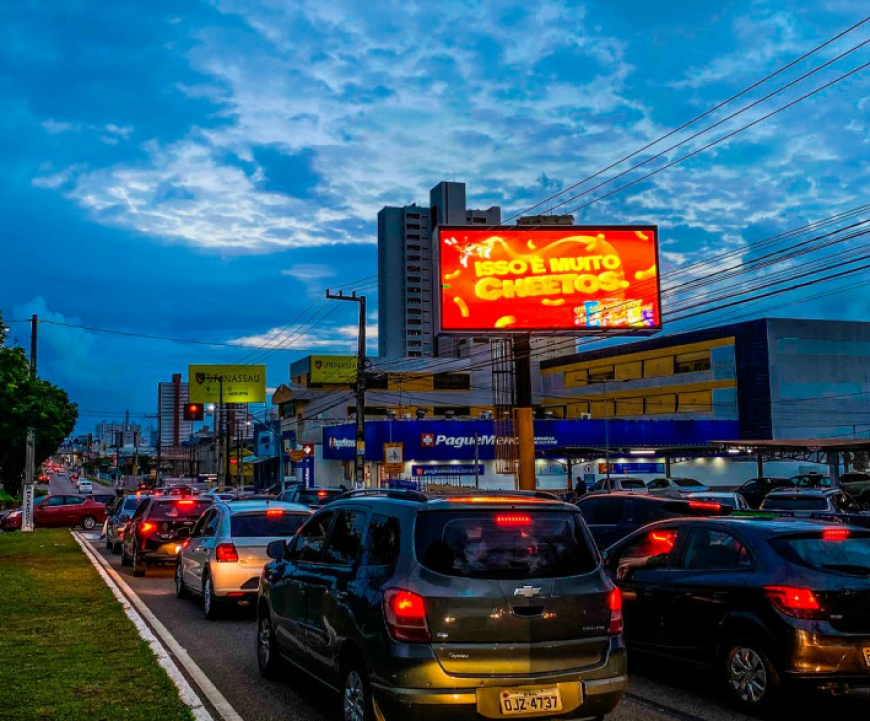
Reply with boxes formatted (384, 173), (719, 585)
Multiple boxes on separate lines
(605, 517), (870, 711)
(257, 490), (628, 721)
(736, 477), (792, 509)
(277, 485), (343, 508)
(577, 492), (730, 548)
(122, 496), (213, 577)
(106, 494), (150, 553)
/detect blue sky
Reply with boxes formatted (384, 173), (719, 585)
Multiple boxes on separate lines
(1, 0), (868, 433)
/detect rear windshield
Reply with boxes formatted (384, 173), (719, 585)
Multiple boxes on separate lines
(620, 480), (646, 489)
(150, 500), (212, 520)
(415, 510), (598, 579)
(122, 497), (147, 513)
(771, 533), (870, 576)
(230, 512), (308, 538)
(761, 497), (828, 511)
(297, 490), (342, 506)
(674, 478), (704, 488)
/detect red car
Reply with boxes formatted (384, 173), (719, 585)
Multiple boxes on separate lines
(0, 494), (107, 532)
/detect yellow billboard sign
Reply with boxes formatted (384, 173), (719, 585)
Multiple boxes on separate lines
(188, 365), (266, 403)
(309, 355), (357, 384)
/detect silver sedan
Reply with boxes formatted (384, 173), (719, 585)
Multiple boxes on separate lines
(174, 500), (311, 619)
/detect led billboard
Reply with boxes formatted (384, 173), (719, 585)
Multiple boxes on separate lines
(436, 226), (660, 333)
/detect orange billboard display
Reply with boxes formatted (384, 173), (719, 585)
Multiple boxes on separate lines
(436, 226), (661, 333)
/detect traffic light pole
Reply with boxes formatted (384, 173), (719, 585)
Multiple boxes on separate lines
(22, 314), (38, 534)
(326, 290), (367, 488)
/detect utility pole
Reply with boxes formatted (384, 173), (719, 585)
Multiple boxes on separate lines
(326, 290), (367, 488)
(22, 314), (38, 533)
(513, 334), (536, 491)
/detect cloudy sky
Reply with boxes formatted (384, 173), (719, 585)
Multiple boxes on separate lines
(1, 0), (868, 433)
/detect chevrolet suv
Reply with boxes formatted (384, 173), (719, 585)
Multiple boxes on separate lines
(257, 490), (627, 721)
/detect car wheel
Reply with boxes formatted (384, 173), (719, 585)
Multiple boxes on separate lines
(724, 639), (780, 711)
(81, 515), (96, 531)
(121, 546), (132, 567)
(132, 548), (146, 577)
(342, 661), (374, 721)
(203, 573), (220, 620)
(106, 536), (113, 550)
(175, 562), (190, 599)
(257, 611), (281, 680)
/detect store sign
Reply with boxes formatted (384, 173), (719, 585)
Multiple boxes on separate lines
(599, 462), (665, 475)
(298, 456), (315, 488)
(309, 355), (357, 384)
(383, 443), (404, 475)
(436, 226), (660, 333)
(412, 464), (484, 477)
(188, 364), (266, 403)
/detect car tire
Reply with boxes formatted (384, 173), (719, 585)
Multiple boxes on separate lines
(202, 573), (220, 620)
(106, 536), (113, 550)
(132, 547), (146, 577)
(111, 541), (121, 555)
(175, 562), (190, 599)
(81, 515), (97, 531)
(121, 546), (132, 567)
(723, 637), (781, 712)
(257, 610), (281, 680)
(342, 659), (374, 721)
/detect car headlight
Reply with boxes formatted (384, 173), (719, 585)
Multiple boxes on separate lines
(8, 511), (21, 519)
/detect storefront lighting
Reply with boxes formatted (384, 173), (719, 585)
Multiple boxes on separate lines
(630, 449), (654, 456)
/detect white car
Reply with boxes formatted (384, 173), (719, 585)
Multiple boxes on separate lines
(174, 500), (311, 619)
(647, 477), (710, 498)
(686, 491), (751, 511)
(77, 479), (93, 494)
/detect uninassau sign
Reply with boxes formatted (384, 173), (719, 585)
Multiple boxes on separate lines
(188, 365), (266, 403)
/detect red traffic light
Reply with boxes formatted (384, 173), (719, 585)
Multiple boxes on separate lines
(183, 403), (204, 421)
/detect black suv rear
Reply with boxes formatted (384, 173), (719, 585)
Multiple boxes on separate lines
(257, 490), (627, 721)
(122, 496), (213, 577)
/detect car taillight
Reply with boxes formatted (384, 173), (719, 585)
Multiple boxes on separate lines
(688, 501), (722, 512)
(216, 543), (239, 562)
(384, 589), (430, 643)
(317, 490), (328, 498)
(139, 522), (156, 535)
(764, 586), (825, 620)
(179, 539), (191, 550)
(608, 587), (623, 634)
(823, 528), (850, 541)
(266, 508), (284, 516)
(495, 513), (532, 526)
(177, 500), (194, 507)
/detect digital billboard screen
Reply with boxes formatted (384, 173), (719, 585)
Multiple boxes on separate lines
(436, 226), (660, 333)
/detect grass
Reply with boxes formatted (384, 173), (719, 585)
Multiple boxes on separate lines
(0, 530), (194, 721)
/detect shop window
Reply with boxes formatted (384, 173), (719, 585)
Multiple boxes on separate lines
(588, 365), (615, 381)
(645, 394), (677, 414)
(433, 373), (471, 390)
(643, 356), (674, 378)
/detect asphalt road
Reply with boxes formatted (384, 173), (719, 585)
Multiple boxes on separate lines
(42, 471), (870, 721)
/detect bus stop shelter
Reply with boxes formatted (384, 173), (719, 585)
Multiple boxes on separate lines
(713, 438), (870, 485)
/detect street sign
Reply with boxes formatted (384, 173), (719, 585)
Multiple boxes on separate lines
(383, 443), (404, 475)
(22, 484), (34, 532)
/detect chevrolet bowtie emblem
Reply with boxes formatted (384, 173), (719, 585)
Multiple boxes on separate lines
(513, 585), (542, 598)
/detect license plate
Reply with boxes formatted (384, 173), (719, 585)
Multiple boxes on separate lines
(863, 648), (870, 666)
(499, 688), (562, 716)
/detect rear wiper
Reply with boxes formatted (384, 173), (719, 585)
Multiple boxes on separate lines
(820, 564), (870, 577)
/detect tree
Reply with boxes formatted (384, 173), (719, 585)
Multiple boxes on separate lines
(0, 311), (78, 495)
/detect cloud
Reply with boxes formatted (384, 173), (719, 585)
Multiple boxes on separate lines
(281, 264), (335, 295)
(229, 322), (378, 355)
(41, 119), (78, 134)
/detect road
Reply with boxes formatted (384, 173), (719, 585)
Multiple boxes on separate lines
(46, 473), (870, 721)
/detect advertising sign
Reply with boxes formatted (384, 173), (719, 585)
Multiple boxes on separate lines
(436, 226), (660, 333)
(22, 484), (34, 533)
(188, 365), (266, 403)
(383, 443), (404, 475)
(412, 464), (485, 477)
(599, 462), (665, 475)
(298, 456), (315, 488)
(309, 355), (357, 384)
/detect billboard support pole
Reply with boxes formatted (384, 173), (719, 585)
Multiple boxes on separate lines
(513, 334), (535, 491)
(326, 290), (367, 489)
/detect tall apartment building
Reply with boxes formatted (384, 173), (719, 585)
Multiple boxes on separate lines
(378, 181), (501, 359)
(158, 373), (192, 449)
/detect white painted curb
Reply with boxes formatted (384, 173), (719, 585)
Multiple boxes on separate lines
(72, 532), (245, 721)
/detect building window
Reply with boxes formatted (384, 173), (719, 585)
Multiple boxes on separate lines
(433, 373), (471, 390)
(408, 308), (422, 315)
(588, 365), (615, 382)
(473, 217), (487, 223)
(407, 341), (422, 347)
(407, 244), (421, 251)
(409, 351), (422, 357)
(408, 319), (422, 326)
(408, 287), (421, 294)
(364, 374), (389, 390)
(408, 298), (422, 305)
(434, 406), (471, 417)
(408, 330), (422, 337)
(675, 351), (712, 373)
(407, 276), (421, 284)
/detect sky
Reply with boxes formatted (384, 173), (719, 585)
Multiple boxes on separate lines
(1, 0), (868, 434)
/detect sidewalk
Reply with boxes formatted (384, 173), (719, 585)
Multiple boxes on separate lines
(0, 530), (194, 721)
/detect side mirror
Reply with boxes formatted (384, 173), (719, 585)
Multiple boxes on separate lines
(119, 513), (130, 522)
(267, 539), (287, 560)
(177, 527), (191, 539)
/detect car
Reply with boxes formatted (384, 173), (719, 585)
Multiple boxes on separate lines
(587, 476), (649, 494)
(790, 472), (833, 489)
(265, 480), (300, 496)
(175, 500), (311, 618)
(839, 472), (870, 507)
(686, 491), (751, 511)
(56, 470), (66, 477)
(1, 494), (107, 531)
(578, 492), (731, 548)
(122, 496), (214, 577)
(91, 493), (115, 507)
(760, 488), (862, 516)
(277, 485), (344, 508)
(604, 517), (870, 710)
(646, 477), (709, 498)
(257, 489), (628, 721)
(736, 477), (792, 509)
(37, 474), (50, 483)
(77, 479), (93, 494)
(199, 491), (236, 503)
(106, 494), (150, 553)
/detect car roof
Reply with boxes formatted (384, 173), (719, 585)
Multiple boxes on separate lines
(218, 500), (311, 514)
(617, 515), (857, 539)
(766, 487), (837, 497)
(687, 491), (737, 497)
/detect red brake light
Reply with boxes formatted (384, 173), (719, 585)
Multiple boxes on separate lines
(177, 500), (194, 507)
(689, 501), (722, 512)
(608, 587), (623, 634)
(317, 490), (328, 498)
(764, 586), (824, 619)
(139, 522), (156, 534)
(266, 508), (284, 516)
(216, 543), (239, 563)
(384, 589), (430, 643)
(179, 539), (190, 550)
(495, 513), (532, 527)
(823, 528), (850, 541)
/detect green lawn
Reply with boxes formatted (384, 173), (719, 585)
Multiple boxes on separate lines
(0, 530), (194, 721)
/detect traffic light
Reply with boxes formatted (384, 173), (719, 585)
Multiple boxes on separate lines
(183, 403), (204, 421)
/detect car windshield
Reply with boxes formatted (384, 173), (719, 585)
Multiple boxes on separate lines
(297, 490), (342, 506)
(415, 510), (598, 579)
(771, 532), (870, 576)
(122, 497), (147, 513)
(620, 480), (646, 489)
(673, 478), (704, 488)
(150, 500), (212, 520)
(793, 476), (831, 487)
(761, 496), (828, 511)
(230, 511), (308, 538)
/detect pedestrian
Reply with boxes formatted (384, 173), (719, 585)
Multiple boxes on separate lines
(574, 476), (587, 501)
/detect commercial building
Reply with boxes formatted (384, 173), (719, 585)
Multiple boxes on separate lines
(157, 374), (193, 448)
(377, 181), (501, 359)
